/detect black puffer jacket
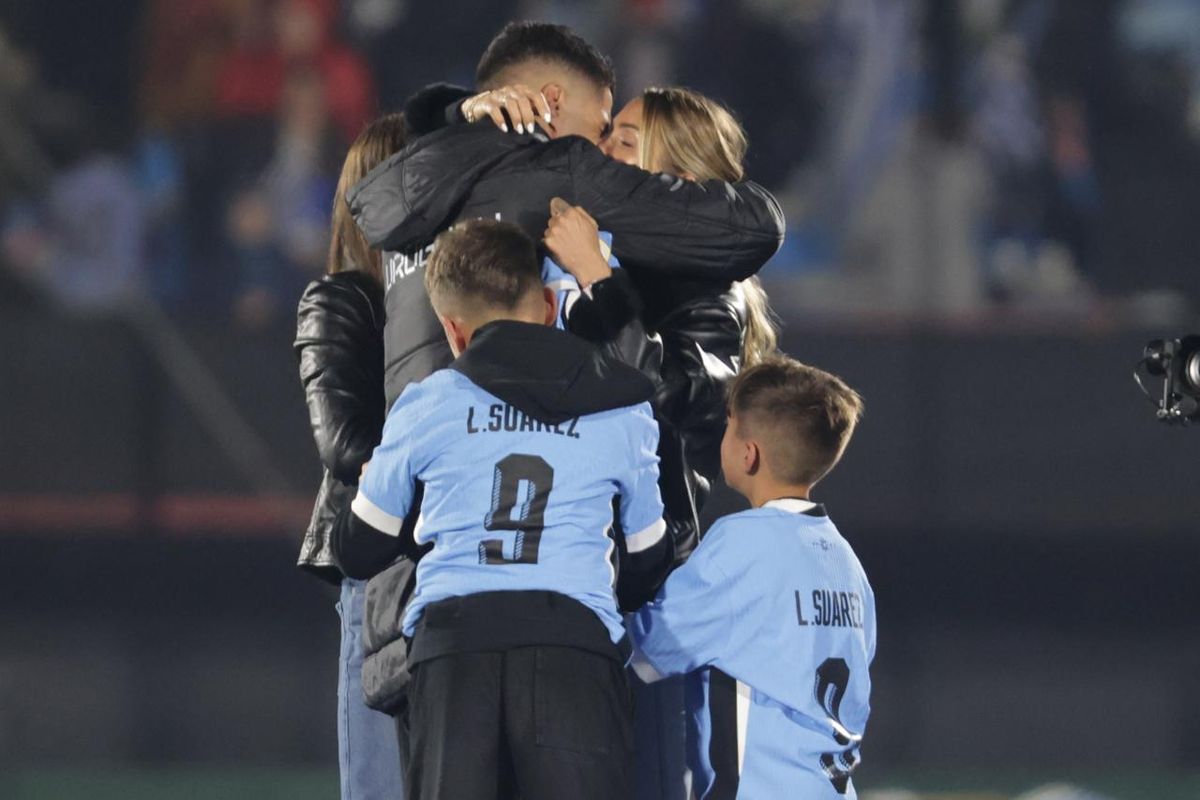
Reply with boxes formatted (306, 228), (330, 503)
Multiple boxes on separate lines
(348, 84), (784, 407)
(293, 270), (386, 584)
(635, 273), (748, 484)
(567, 271), (746, 571)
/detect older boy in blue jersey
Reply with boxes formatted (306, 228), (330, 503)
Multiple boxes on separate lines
(628, 357), (874, 799)
(334, 218), (671, 800)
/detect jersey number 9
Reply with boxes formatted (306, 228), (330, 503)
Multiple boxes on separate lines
(815, 657), (863, 794)
(480, 454), (554, 565)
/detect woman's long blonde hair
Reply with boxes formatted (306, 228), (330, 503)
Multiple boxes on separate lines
(638, 87), (778, 367)
(327, 113), (408, 283)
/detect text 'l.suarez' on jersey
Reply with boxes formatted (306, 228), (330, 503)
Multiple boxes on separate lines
(627, 498), (876, 800)
(465, 403), (581, 438)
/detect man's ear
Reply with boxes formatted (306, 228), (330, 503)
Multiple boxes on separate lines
(438, 314), (470, 357)
(542, 286), (558, 327)
(541, 83), (564, 115)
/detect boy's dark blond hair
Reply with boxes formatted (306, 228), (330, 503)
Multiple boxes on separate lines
(727, 357), (864, 486)
(424, 219), (543, 319)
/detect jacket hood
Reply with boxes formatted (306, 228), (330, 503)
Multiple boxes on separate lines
(451, 321), (655, 425)
(347, 123), (537, 253)
(403, 82), (472, 138)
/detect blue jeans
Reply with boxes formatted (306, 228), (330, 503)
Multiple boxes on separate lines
(338, 578), (405, 800)
(632, 674), (688, 800)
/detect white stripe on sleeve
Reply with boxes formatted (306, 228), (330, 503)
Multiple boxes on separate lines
(629, 647), (665, 684)
(735, 680), (751, 775)
(625, 518), (667, 553)
(350, 492), (405, 536)
(413, 512), (430, 544)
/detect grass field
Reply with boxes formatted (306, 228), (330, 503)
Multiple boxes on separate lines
(3, 767), (1200, 800)
(0, 768), (338, 800)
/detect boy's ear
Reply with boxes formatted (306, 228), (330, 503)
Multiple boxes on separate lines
(542, 286), (558, 327)
(744, 438), (762, 477)
(438, 314), (470, 357)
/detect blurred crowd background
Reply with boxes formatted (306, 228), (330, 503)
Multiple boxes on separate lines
(3, 0), (1200, 323)
(2, 1), (1200, 799)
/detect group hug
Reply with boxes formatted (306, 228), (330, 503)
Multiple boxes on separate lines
(294, 20), (875, 800)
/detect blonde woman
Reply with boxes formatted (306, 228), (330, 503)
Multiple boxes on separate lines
(461, 81), (780, 555)
(547, 87), (777, 534)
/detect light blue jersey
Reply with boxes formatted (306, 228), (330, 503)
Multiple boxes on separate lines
(629, 499), (875, 799)
(353, 366), (666, 643)
(542, 230), (618, 329)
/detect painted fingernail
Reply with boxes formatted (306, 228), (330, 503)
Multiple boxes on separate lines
(500, 123), (508, 132)
(544, 112), (552, 123)
(516, 123), (524, 134)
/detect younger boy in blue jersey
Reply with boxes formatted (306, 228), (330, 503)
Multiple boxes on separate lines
(628, 357), (873, 799)
(333, 219), (671, 800)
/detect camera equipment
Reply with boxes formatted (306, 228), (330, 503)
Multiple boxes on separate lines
(1135, 336), (1200, 424)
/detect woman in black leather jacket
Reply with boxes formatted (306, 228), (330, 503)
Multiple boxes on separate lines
(463, 84), (777, 576)
(531, 86), (778, 800)
(294, 113), (407, 800)
(532, 86), (778, 567)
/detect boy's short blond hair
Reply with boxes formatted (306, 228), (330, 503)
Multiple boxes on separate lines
(424, 218), (543, 319)
(727, 357), (864, 486)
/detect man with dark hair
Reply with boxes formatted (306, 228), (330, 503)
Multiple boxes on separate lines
(470, 21), (615, 144)
(348, 20), (785, 410)
(468, 21), (614, 144)
(334, 219), (671, 800)
(475, 21), (615, 90)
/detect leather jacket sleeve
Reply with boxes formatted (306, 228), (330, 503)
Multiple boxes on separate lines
(654, 292), (745, 482)
(567, 141), (784, 283)
(404, 83), (472, 136)
(294, 274), (387, 486)
(568, 273), (744, 482)
(392, 82), (785, 282)
(568, 273), (747, 573)
(566, 270), (664, 383)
